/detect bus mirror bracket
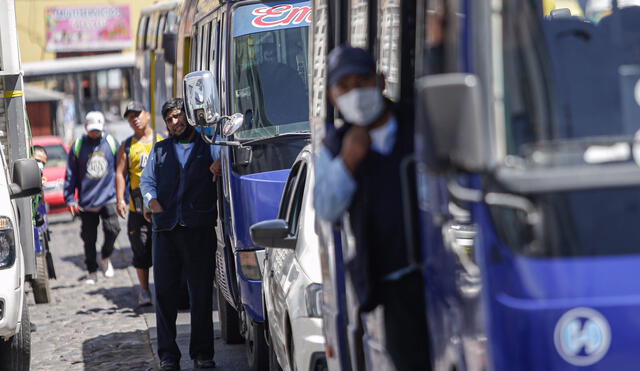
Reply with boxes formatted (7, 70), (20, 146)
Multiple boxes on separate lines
(162, 31), (178, 65)
(415, 73), (492, 174)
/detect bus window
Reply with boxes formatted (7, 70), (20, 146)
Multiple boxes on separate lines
(146, 14), (158, 50)
(350, 0), (369, 48)
(157, 14), (167, 51)
(137, 16), (149, 51)
(209, 20), (219, 76)
(377, 0), (401, 100)
(201, 22), (211, 71)
(231, 2), (311, 139)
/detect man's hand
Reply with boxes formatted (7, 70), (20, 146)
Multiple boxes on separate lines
(149, 199), (164, 213)
(116, 200), (128, 219)
(210, 159), (222, 182)
(68, 203), (80, 216)
(144, 211), (152, 223)
(340, 126), (371, 174)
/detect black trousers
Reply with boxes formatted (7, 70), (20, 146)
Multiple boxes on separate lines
(380, 271), (431, 371)
(127, 212), (152, 269)
(153, 225), (215, 363)
(79, 203), (121, 273)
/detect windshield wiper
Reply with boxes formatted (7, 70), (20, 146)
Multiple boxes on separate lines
(241, 131), (310, 146)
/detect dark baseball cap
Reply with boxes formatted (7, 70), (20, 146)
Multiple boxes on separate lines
(123, 101), (145, 118)
(327, 46), (376, 88)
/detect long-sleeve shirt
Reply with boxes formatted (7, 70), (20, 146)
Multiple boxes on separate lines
(140, 140), (221, 209)
(313, 117), (397, 223)
(64, 134), (118, 210)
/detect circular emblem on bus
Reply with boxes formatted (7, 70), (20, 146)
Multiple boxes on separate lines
(554, 307), (611, 366)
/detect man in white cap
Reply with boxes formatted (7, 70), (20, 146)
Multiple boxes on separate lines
(64, 111), (121, 284)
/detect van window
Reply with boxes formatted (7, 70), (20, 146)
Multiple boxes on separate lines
(231, 1), (311, 140)
(287, 164), (307, 235)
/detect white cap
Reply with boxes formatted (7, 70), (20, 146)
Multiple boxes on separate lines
(85, 111), (105, 132)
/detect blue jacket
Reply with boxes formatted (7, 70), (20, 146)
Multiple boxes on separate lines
(139, 136), (219, 231)
(64, 134), (118, 210)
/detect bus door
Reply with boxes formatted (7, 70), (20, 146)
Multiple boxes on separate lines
(135, 14), (151, 111)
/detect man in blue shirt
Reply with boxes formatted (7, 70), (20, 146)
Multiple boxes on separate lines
(64, 111), (121, 285)
(313, 46), (430, 371)
(140, 98), (220, 371)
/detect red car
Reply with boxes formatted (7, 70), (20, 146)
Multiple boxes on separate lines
(32, 136), (70, 214)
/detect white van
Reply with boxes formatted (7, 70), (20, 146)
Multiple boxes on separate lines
(0, 0), (45, 369)
(0, 156), (41, 370)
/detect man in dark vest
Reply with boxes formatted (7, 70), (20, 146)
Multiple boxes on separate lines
(313, 46), (430, 371)
(139, 98), (221, 370)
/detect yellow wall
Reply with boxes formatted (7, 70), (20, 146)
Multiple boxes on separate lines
(15, 0), (157, 63)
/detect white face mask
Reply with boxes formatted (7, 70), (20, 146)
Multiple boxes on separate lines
(335, 87), (385, 126)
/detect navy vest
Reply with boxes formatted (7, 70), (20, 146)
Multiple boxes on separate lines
(151, 136), (218, 231)
(324, 105), (414, 311)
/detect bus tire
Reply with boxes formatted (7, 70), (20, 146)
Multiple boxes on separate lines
(217, 287), (242, 344)
(246, 320), (268, 371)
(0, 298), (31, 371)
(31, 253), (51, 304)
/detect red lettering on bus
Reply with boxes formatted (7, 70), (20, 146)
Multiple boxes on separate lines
(251, 4), (312, 28)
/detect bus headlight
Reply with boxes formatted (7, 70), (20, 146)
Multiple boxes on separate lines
(305, 283), (323, 318)
(239, 251), (262, 280)
(0, 217), (16, 269)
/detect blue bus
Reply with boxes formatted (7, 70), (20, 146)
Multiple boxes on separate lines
(180, 1), (311, 370)
(312, 0), (640, 370)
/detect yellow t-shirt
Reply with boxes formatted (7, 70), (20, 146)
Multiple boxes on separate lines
(128, 133), (164, 211)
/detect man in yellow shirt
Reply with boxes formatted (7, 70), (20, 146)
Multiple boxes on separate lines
(116, 101), (164, 306)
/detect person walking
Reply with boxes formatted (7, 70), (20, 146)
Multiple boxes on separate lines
(115, 101), (164, 306)
(313, 46), (431, 371)
(64, 111), (121, 285)
(140, 98), (221, 370)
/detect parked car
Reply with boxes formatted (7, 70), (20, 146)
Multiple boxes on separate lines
(32, 136), (69, 214)
(251, 146), (327, 371)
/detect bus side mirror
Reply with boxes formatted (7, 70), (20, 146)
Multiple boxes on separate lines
(183, 70), (221, 127)
(250, 219), (296, 249)
(415, 73), (493, 173)
(162, 31), (177, 65)
(10, 159), (42, 199)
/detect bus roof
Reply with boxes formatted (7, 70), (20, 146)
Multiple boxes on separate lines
(23, 52), (134, 77)
(141, 0), (181, 16)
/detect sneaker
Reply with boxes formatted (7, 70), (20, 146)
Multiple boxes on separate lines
(100, 258), (114, 278)
(85, 272), (98, 285)
(137, 288), (152, 307)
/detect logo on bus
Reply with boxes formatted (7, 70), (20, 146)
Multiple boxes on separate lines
(251, 4), (312, 28)
(554, 307), (611, 366)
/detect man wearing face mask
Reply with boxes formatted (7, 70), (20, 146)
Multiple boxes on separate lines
(139, 98), (221, 370)
(313, 46), (430, 371)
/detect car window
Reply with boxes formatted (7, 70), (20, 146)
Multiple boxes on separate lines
(286, 163), (307, 236)
(44, 144), (67, 168)
(278, 161), (301, 220)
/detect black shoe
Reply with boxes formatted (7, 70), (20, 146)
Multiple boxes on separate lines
(160, 359), (180, 370)
(193, 359), (216, 369)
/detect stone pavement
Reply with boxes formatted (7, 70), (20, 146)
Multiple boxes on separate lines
(27, 213), (249, 371)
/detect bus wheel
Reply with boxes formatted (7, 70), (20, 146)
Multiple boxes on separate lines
(31, 253), (52, 304)
(246, 320), (268, 371)
(217, 287), (242, 344)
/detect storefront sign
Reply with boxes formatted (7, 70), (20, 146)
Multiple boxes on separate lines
(46, 5), (131, 52)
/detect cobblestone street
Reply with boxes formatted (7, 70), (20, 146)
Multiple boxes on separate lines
(26, 213), (248, 371)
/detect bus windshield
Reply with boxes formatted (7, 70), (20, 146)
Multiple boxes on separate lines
(503, 0), (640, 159)
(231, 2), (310, 140)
